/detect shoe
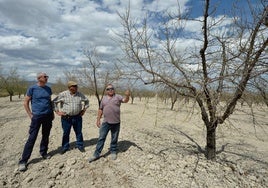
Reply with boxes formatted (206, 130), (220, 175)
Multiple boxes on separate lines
(61, 149), (69, 155)
(78, 147), (85, 153)
(110, 153), (117, 160)
(88, 155), (98, 163)
(42, 154), (51, 159)
(18, 163), (27, 172)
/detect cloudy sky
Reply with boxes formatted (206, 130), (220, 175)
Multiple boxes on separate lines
(0, 0), (260, 83)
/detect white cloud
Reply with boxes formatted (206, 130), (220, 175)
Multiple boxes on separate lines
(149, 0), (189, 14)
(0, 0), (250, 83)
(0, 36), (38, 49)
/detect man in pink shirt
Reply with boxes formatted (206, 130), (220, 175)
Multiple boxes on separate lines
(89, 84), (130, 162)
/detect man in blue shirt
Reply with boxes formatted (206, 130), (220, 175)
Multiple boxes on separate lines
(18, 72), (54, 172)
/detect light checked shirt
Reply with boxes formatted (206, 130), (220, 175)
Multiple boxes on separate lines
(53, 90), (89, 116)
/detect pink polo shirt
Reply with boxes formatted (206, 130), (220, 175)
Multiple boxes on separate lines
(100, 94), (124, 124)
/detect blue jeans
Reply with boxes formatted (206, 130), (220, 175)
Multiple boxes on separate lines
(61, 115), (84, 150)
(94, 122), (120, 157)
(19, 113), (53, 164)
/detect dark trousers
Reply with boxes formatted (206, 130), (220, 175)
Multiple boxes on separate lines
(19, 114), (53, 164)
(61, 115), (84, 150)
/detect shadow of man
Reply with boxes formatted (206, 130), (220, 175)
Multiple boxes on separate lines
(117, 140), (143, 152)
(28, 138), (99, 165)
(101, 140), (143, 158)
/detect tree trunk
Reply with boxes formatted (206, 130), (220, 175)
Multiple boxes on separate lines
(95, 93), (101, 107)
(170, 101), (175, 110)
(206, 124), (217, 160)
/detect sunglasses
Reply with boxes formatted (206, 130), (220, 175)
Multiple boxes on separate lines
(38, 75), (49, 79)
(106, 88), (114, 91)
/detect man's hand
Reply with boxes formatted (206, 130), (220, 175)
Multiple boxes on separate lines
(96, 120), (100, 128)
(123, 89), (130, 103)
(125, 89), (130, 97)
(56, 111), (66, 116)
(80, 109), (86, 116)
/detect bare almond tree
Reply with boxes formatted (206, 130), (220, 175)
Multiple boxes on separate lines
(78, 48), (122, 106)
(1, 67), (23, 101)
(251, 76), (268, 107)
(117, 0), (268, 160)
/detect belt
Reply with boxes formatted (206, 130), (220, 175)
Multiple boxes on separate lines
(62, 114), (80, 119)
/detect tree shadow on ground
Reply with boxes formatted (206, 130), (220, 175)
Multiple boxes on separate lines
(165, 126), (268, 166)
(163, 126), (206, 155)
(157, 126), (233, 158)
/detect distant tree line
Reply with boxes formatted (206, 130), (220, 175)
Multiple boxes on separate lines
(0, 67), (28, 101)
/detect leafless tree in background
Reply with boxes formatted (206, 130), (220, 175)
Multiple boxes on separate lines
(251, 76), (268, 107)
(117, 0), (267, 160)
(51, 78), (68, 94)
(1, 67), (25, 101)
(78, 48), (122, 106)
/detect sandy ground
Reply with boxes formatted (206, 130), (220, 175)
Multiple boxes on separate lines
(0, 95), (267, 188)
